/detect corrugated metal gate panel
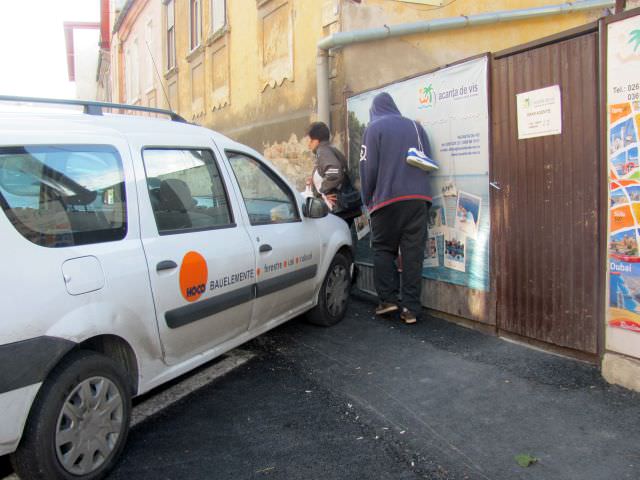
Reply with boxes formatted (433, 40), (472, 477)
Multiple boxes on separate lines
(491, 32), (600, 354)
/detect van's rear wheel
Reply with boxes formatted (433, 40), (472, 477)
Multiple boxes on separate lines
(306, 252), (351, 326)
(11, 350), (131, 480)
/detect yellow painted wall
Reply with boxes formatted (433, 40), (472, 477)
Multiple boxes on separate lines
(341, 0), (604, 99)
(152, 0), (607, 188)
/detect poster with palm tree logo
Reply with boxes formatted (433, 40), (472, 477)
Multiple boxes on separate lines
(347, 56), (490, 292)
(607, 13), (640, 358)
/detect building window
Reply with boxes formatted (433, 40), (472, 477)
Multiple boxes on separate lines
(145, 19), (154, 90)
(258, 0), (294, 91)
(131, 38), (140, 101)
(166, 0), (176, 70)
(210, 0), (226, 34)
(125, 47), (132, 101)
(190, 0), (202, 51)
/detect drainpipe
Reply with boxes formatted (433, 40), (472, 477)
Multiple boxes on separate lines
(316, 0), (614, 127)
(317, 49), (331, 132)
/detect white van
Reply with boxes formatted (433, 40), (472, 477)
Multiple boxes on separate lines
(0, 98), (353, 480)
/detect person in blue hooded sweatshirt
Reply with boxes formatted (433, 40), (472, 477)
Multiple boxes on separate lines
(359, 92), (433, 324)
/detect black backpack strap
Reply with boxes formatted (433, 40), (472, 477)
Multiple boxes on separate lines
(327, 145), (353, 187)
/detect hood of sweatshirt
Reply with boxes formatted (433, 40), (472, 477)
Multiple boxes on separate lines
(369, 92), (401, 122)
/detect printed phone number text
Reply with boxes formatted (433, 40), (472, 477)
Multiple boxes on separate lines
(613, 83), (640, 101)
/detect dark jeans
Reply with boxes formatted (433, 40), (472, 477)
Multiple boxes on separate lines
(370, 200), (429, 315)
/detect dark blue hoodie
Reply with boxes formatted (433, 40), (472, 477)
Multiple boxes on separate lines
(359, 92), (433, 213)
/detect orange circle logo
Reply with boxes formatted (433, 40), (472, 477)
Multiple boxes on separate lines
(179, 251), (208, 302)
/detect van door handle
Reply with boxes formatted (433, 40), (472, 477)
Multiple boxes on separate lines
(157, 260), (178, 271)
(259, 244), (272, 253)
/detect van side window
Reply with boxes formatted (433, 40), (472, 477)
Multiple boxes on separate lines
(0, 145), (126, 248)
(226, 151), (300, 225)
(143, 148), (233, 234)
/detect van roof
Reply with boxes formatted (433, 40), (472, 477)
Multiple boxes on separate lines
(0, 110), (242, 150)
(0, 111), (232, 141)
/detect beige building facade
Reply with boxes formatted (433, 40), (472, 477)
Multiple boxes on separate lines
(112, 0), (165, 109)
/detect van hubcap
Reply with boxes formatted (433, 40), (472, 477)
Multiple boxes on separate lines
(325, 264), (349, 316)
(55, 376), (123, 475)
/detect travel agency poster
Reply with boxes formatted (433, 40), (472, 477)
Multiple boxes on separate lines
(347, 56), (490, 292)
(607, 13), (640, 357)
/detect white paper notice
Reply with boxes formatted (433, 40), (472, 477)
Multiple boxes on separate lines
(516, 85), (562, 139)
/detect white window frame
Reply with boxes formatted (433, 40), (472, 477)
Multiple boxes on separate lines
(190, 0), (202, 52)
(131, 38), (140, 101)
(210, 0), (226, 35)
(125, 47), (132, 102)
(145, 18), (154, 90)
(166, 0), (176, 71)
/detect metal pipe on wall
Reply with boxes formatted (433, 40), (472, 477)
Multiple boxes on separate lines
(316, 50), (331, 130)
(316, 0), (615, 127)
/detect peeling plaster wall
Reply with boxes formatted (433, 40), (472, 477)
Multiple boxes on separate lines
(263, 134), (315, 191)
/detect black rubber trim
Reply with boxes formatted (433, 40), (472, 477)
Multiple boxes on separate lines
(165, 265), (319, 329)
(0, 336), (76, 394)
(166, 284), (255, 329)
(256, 265), (318, 298)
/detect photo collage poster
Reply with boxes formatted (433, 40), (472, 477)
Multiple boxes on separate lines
(347, 57), (490, 291)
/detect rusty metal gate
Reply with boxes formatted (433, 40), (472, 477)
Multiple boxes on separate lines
(491, 26), (602, 358)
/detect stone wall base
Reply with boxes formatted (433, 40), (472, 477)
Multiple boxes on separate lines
(602, 352), (640, 392)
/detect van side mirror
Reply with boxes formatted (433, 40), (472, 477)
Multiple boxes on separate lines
(302, 196), (329, 218)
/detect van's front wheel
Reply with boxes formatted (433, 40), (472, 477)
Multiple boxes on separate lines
(306, 252), (351, 326)
(11, 350), (131, 480)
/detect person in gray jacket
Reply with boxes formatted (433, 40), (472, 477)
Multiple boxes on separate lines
(307, 121), (344, 211)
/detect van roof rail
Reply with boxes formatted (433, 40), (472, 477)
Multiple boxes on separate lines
(0, 95), (188, 123)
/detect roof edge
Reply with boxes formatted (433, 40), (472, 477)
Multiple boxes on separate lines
(112, 0), (135, 34)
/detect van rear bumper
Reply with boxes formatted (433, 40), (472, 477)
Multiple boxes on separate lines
(0, 336), (75, 394)
(0, 336), (76, 455)
(0, 384), (40, 456)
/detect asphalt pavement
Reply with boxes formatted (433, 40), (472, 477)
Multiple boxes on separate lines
(109, 296), (640, 480)
(3, 296), (640, 479)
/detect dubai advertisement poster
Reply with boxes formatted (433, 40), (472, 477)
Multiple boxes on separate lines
(607, 14), (640, 357)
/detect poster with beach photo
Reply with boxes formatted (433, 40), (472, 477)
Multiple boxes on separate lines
(444, 229), (466, 272)
(454, 191), (481, 239)
(423, 235), (440, 268)
(428, 196), (446, 229)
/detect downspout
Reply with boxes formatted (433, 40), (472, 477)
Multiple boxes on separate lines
(316, 0), (614, 127)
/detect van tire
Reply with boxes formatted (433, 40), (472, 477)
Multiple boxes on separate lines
(306, 252), (351, 327)
(11, 350), (131, 480)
